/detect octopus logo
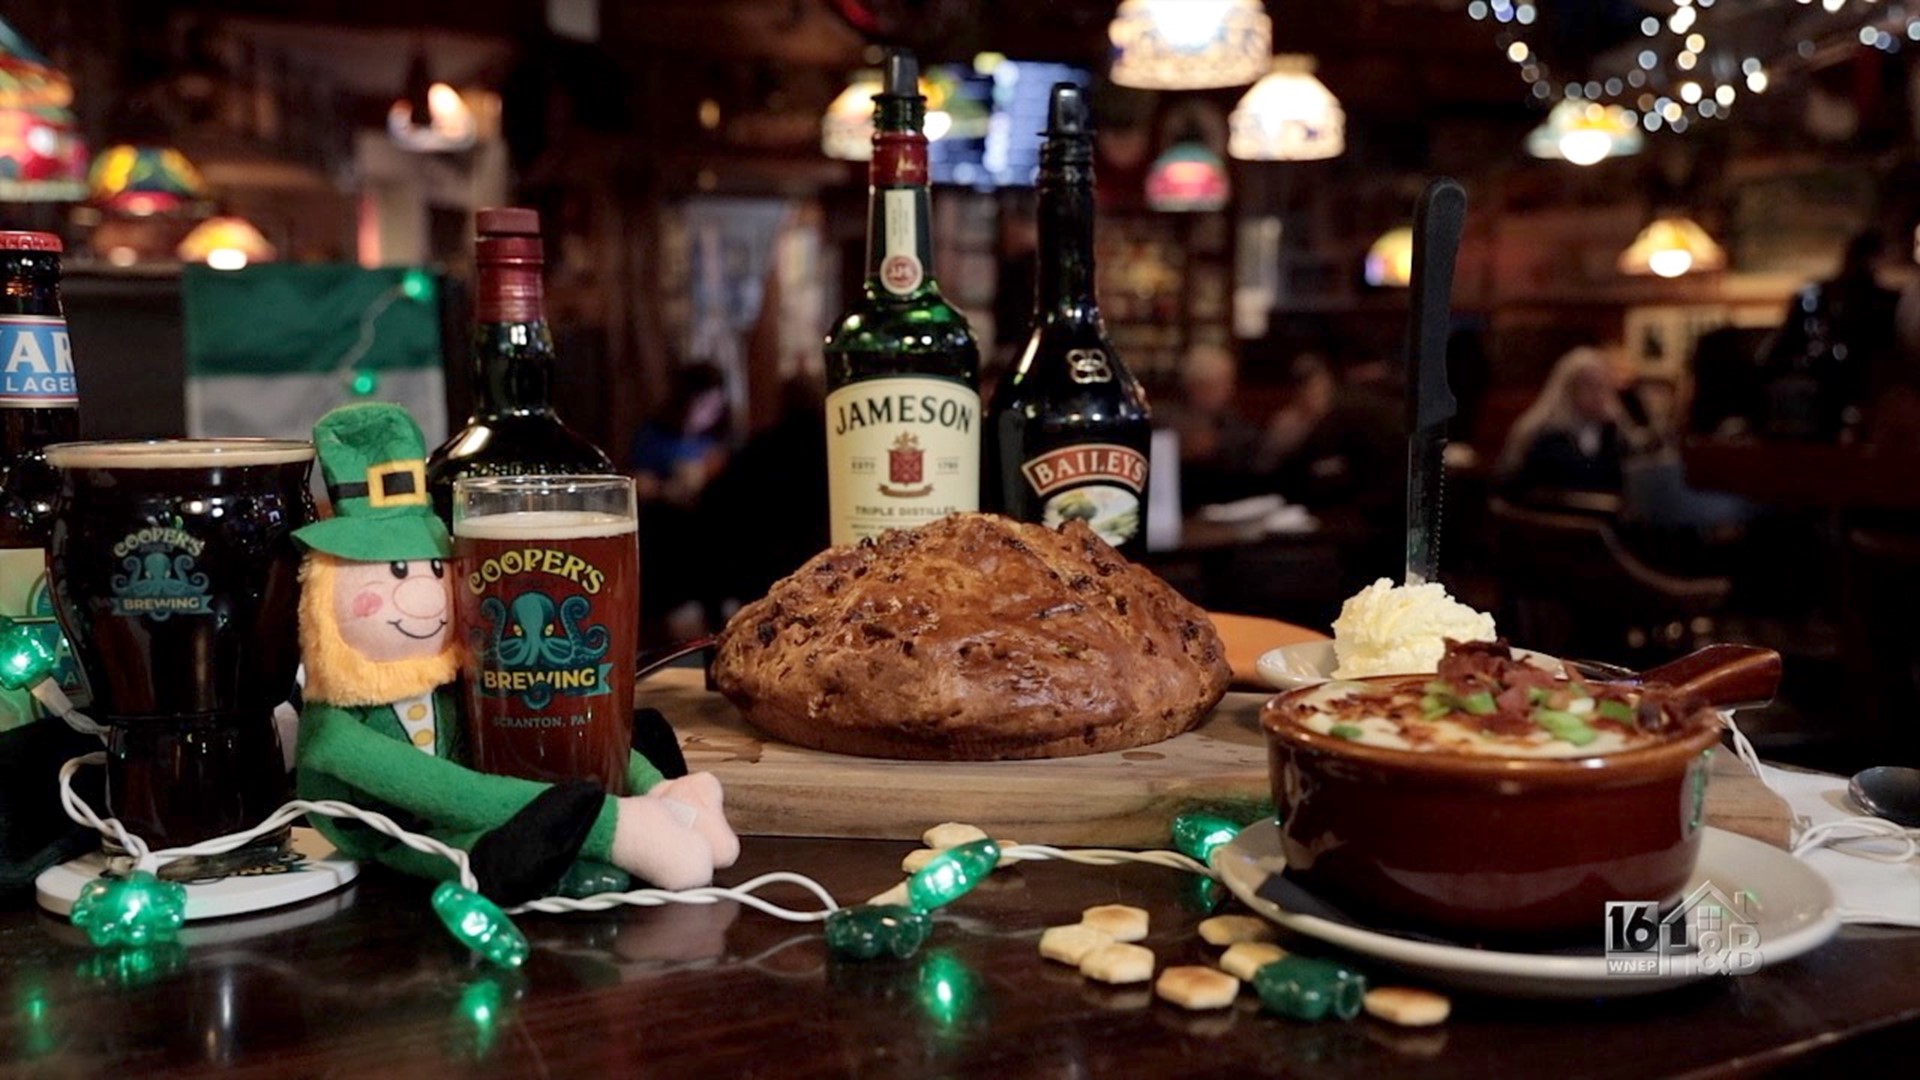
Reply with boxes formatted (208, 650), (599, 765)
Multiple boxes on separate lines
(475, 590), (614, 709)
(108, 530), (212, 621)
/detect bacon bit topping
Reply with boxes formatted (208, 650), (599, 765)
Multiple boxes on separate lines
(1301, 638), (1706, 749)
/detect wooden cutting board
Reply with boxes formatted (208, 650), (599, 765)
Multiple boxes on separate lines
(642, 668), (1794, 850)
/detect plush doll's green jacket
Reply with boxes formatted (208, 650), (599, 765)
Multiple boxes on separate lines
(296, 688), (664, 881)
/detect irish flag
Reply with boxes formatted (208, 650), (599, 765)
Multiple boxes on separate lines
(181, 264), (447, 443)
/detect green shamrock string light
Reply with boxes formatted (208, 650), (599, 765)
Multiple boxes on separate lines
(825, 904), (931, 960)
(828, 839), (1002, 961)
(432, 881), (529, 969)
(1171, 812), (1244, 865)
(906, 839), (1000, 911)
(69, 870), (188, 947)
(1252, 955), (1367, 1021)
(0, 615), (58, 692)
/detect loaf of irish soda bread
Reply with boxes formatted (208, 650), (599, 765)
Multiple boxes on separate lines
(712, 514), (1230, 760)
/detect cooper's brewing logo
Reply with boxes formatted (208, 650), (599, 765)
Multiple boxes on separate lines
(108, 527), (212, 620)
(1020, 444), (1148, 498)
(465, 546), (606, 596)
(474, 589), (613, 710)
(0, 314), (78, 406)
(882, 432), (932, 497)
(1066, 349), (1114, 385)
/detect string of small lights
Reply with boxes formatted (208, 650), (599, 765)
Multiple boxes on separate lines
(1473, 0), (1917, 141)
(51, 745), (1247, 971)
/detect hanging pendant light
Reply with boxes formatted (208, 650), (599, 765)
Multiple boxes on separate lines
(0, 16), (87, 201)
(1145, 142), (1230, 212)
(1364, 226), (1414, 287)
(177, 215), (275, 270)
(387, 49), (475, 153)
(821, 69), (952, 162)
(1229, 56), (1345, 162)
(1109, 0), (1272, 91)
(1526, 100), (1643, 167)
(1618, 216), (1725, 278)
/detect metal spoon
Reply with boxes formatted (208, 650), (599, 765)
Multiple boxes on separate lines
(1848, 766), (1920, 827)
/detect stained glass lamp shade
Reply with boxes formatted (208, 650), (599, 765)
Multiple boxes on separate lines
(177, 216), (275, 270)
(1109, 0), (1272, 91)
(1229, 56), (1345, 162)
(1618, 216), (1726, 278)
(0, 17), (86, 201)
(1526, 100), (1642, 167)
(1145, 143), (1230, 213)
(87, 144), (208, 217)
(821, 70), (954, 162)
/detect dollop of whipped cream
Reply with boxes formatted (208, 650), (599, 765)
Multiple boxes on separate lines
(1330, 577), (1497, 678)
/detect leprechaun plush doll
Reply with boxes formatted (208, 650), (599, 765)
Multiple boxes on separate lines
(293, 403), (737, 898)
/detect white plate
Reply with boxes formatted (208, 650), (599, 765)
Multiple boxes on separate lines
(1214, 820), (1841, 998)
(1255, 641), (1563, 691)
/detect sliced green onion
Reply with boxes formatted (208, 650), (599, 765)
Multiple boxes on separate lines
(1458, 691), (1497, 716)
(1424, 681), (1455, 697)
(1534, 709), (1598, 746)
(1527, 687), (1551, 706)
(1597, 699), (1636, 724)
(1329, 724), (1364, 741)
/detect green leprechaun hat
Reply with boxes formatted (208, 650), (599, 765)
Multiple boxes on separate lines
(293, 403), (451, 562)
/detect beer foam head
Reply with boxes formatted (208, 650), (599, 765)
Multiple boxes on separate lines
(46, 439), (315, 470)
(454, 509), (635, 540)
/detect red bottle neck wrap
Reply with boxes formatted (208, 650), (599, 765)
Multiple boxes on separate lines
(476, 235), (545, 323)
(871, 131), (929, 187)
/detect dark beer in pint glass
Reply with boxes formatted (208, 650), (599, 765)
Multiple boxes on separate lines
(453, 476), (638, 793)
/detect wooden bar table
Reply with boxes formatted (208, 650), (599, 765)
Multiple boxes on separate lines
(1, 832), (1917, 1077)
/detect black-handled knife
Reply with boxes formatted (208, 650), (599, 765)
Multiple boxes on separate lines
(1403, 178), (1467, 586)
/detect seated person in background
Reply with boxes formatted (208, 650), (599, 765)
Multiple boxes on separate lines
(1158, 343), (1265, 509)
(1498, 346), (1647, 501)
(630, 362), (731, 507)
(699, 375), (830, 614)
(630, 362), (732, 641)
(1266, 355), (1405, 588)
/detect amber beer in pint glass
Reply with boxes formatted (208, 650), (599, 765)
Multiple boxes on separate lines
(453, 476), (637, 793)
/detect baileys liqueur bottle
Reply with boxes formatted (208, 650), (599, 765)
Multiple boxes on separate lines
(823, 49), (981, 546)
(984, 84), (1151, 556)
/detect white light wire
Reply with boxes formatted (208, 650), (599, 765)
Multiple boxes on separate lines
(1722, 714), (1919, 864)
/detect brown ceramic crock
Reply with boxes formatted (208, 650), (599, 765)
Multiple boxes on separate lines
(1259, 644), (1780, 941)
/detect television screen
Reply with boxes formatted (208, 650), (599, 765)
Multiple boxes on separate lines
(930, 58), (1091, 190)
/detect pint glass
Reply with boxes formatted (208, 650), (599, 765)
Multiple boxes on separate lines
(452, 475), (638, 793)
(45, 439), (315, 848)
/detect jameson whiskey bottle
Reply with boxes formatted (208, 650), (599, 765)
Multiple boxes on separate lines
(823, 50), (981, 546)
(0, 231), (86, 729)
(984, 85), (1151, 557)
(427, 207), (613, 519)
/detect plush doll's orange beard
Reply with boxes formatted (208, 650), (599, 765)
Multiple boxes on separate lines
(300, 555), (459, 707)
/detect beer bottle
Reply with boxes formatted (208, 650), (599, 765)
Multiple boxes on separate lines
(823, 49), (981, 546)
(427, 208), (612, 520)
(984, 85), (1152, 557)
(0, 231), (83, 729)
